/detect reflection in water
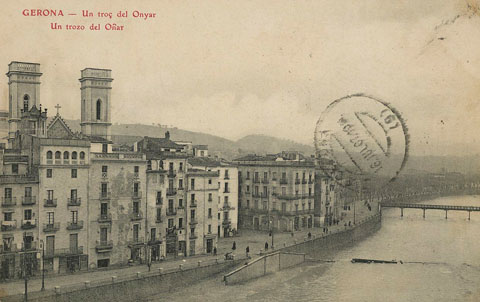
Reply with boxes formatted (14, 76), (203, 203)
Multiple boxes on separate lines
(151, 196), (480, 302)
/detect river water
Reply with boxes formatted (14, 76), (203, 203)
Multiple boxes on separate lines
(152, 195), (480, 302)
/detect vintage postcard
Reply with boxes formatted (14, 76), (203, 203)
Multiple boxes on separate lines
(0, 1), (479, 301)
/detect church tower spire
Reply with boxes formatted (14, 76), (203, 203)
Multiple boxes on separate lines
(79, 68), (113, 139)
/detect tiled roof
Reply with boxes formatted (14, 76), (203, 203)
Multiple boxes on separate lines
(143, 136), (182, 150)
(188, 157), (222, 167)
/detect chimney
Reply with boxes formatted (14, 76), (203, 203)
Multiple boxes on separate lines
(165, 131), (170, 140)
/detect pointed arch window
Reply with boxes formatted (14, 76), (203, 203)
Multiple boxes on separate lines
(96, 99), (102, 120)
(23, 95), (30, 112)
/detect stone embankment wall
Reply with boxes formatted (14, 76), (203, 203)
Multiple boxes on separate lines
(3, 260), (243, 302)
(278, 212), (381, 259)
(223, 252), (305, 285)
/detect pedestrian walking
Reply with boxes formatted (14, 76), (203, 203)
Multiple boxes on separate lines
(213, 247), (217, 256)
(246, 246), (250, 258)
(232, 241), (236, 251)
(308, 232), (311, 239)
(265, 241), (269, 250)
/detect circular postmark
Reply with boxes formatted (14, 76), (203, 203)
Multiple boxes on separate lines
(314, 93), (409, 191)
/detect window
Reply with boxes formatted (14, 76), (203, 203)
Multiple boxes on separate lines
(191, 194), (195, 202)
(72, 151), (77, 160)
(80, 152), (85, 160)
(147, 160), (152, 170)
(247, 200), (250, 208)
(47, 169), (52, 178)
(12, 164), (18, 174)
(168, 199), (174, 211)
(71, 189), (77, 200)
(282, 187), (286, 195)
(4, 212), (12, 221)
(71, 169), (77, 178)
(55, 151), (61, 160)
(168, 219), (174, 228)
(156, 208), (162, 221)
(134, 166), (139, 173)
(100, 227), (108, 242)
(218, 213), (221, 219)
(254, 200), (259, 209)
(169, 162), (174, 171)
(133, 182), (139, 194)
(179, 162), (183, 171)
(208, 224), (212, 233)
(208, 193), (212, 201)
(208, 179), (212, 185)
(179, 218), (183, 229)
(71, 211), (78, 223)
(246, 185), (250, 192)
(208, 208), (212, 218)
(225, 169), (229, 178)
(101, 203), (108, 216)
(24, 209), (32, 220)
(246, 171), (250, 179)
(63, 151), (69, 160)
(102, 144), (107, 153)
(96, 99), (102, 120)
(133, 201), (139, 214)
(4, 188), (12, 199)
(47, 212), (54, 224)
(156, 191), (162, 204)
(179, 179), (183, 189)
(190, 209), (195, 219)
(47, 190), (54, 201)
(272, 202), (277, 211)
(23, 95), (29, 112)
(225, 182), (229, 192)
(224, 196), (229, 204)
(190, 178), (195, 190)
(46, 151), (53, 160)
(133, 224), (139, 241)
(263, 172), (267, 180)
(178, 199), (183, 208)
(101, 183), (108, 196)
(151, 228), (156, 241)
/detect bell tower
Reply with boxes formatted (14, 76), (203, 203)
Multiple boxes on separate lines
(6, 61), (42, 142)
(79, 68), (113, 139)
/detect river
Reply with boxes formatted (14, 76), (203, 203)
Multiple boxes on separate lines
(150, 195), (480, 302)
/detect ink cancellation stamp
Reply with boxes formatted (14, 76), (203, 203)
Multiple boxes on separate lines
(314, 93), (409, 188)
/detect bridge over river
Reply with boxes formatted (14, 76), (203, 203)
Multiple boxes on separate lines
(381, 203), (480, 219)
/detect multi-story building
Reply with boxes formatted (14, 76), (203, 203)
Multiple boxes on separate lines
(0, 62), (148, 279)
(188, 157), (238, 238)
(235, 152), (315, 232)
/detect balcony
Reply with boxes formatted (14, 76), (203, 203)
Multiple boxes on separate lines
(99, 192), (111, 200)
(280, 179), (288, 185)
(252, 193), (261, 198)
(128, 237), (145, 247)
(53, 246), (84, 256)
(166, 209), (177, 216)
(302, 179), (307, 184)
(21, 219), (37, 230)
(44, 199), (57, 207)
(190, 200), (197, 208)
(166, 188), (177, 196)
(272, 177), (277, 181)
(189, 232), (198, 239)
(1, 197), (17, 207)
(133, 172), (139, 179)
(222, 219), (232, 226)
(276, 194), (302, 200)
(132, 191), (142, 199)
(177, 205), (185, 210)
(308, 179), (314, 184)
(148, 238), (162, 245)
(167, 170), (176, 178)
(95, 240), (113, 252)
(156, 198), (163, 205)
(66, 220), (84, 230)
(224, 175), (230, 180)
(43, 223), (60, 233)
(22, 196), (36, 206)
(295, 179), (301, 185)
(1, 220), (17, 231)
(178, 186), (184, 191)
(223, 188), (230, 193)
(189, 218), (198, 225)
(253, 178), (260, 184)
(131, 212), (143, 221)
(67, 198), (81, 206)
(98, 213), (112, 223)
(221, 203), (235, 211)
(262, 178), (269, 184)
(155, 217), (163, 223)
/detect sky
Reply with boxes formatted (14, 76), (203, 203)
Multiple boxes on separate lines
(1, 0), (480, 157)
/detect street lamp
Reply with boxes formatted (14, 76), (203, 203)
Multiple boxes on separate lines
(40, 239), (45, 291)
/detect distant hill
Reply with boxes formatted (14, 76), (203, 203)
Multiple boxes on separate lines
(54, 119), (480, 174)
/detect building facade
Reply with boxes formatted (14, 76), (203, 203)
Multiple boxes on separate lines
(235, 152), (315, 232)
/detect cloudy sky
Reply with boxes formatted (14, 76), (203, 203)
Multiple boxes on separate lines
(1, 0), (480, 156)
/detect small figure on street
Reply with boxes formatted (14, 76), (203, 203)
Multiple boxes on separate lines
(213, 247), (217, 256)
(265, 241), (269, 250)
(308, 232), (312, 239)
(246, 246), (250, 258)
(232, 241), (236, 251)
(348, 221), (351, 226)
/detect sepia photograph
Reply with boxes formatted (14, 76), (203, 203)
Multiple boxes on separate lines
(0, 0), (480, 301)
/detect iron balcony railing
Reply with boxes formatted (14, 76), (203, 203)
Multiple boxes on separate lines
(222, 219), (232, 226)
(189, 232), (198, 239)
(224, 175), (230, 180)
(302, 179), (307, 184)
(1, 220), (17, 231)
(51, 246), (84, 257)
(43, 222), (60, 232)
(190, 200), (197, 208)
(166, 208), (177, 216)
(223, 188), (230, 193)
(166, 188), (177, 196)
(1, 197), (17, 207)
(44, 199), (57, 207)
(95, 240), (113, 252)
(189, 218), (198, 225)
(262, 178), (269, 184)
(132, 190), (142, 199)
(21, 219), (37, 230)
(131, 212), (143, 221)
(66, 220), (84, 230)
(168, 170), (176, 178)
(128, 237), (145, 247)
(67, 197), (81, 206)
(253, 178), (260, 184)
(100, 192), (111, 200)
(98, 213), (112, 223)
(295, 179), (301, 184)
(156, 198), (163, 205)
(22, 196), (36, 205)
(280, 179), (288, 184)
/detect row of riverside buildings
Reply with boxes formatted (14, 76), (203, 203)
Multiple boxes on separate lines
(0, 62), (344, 280)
